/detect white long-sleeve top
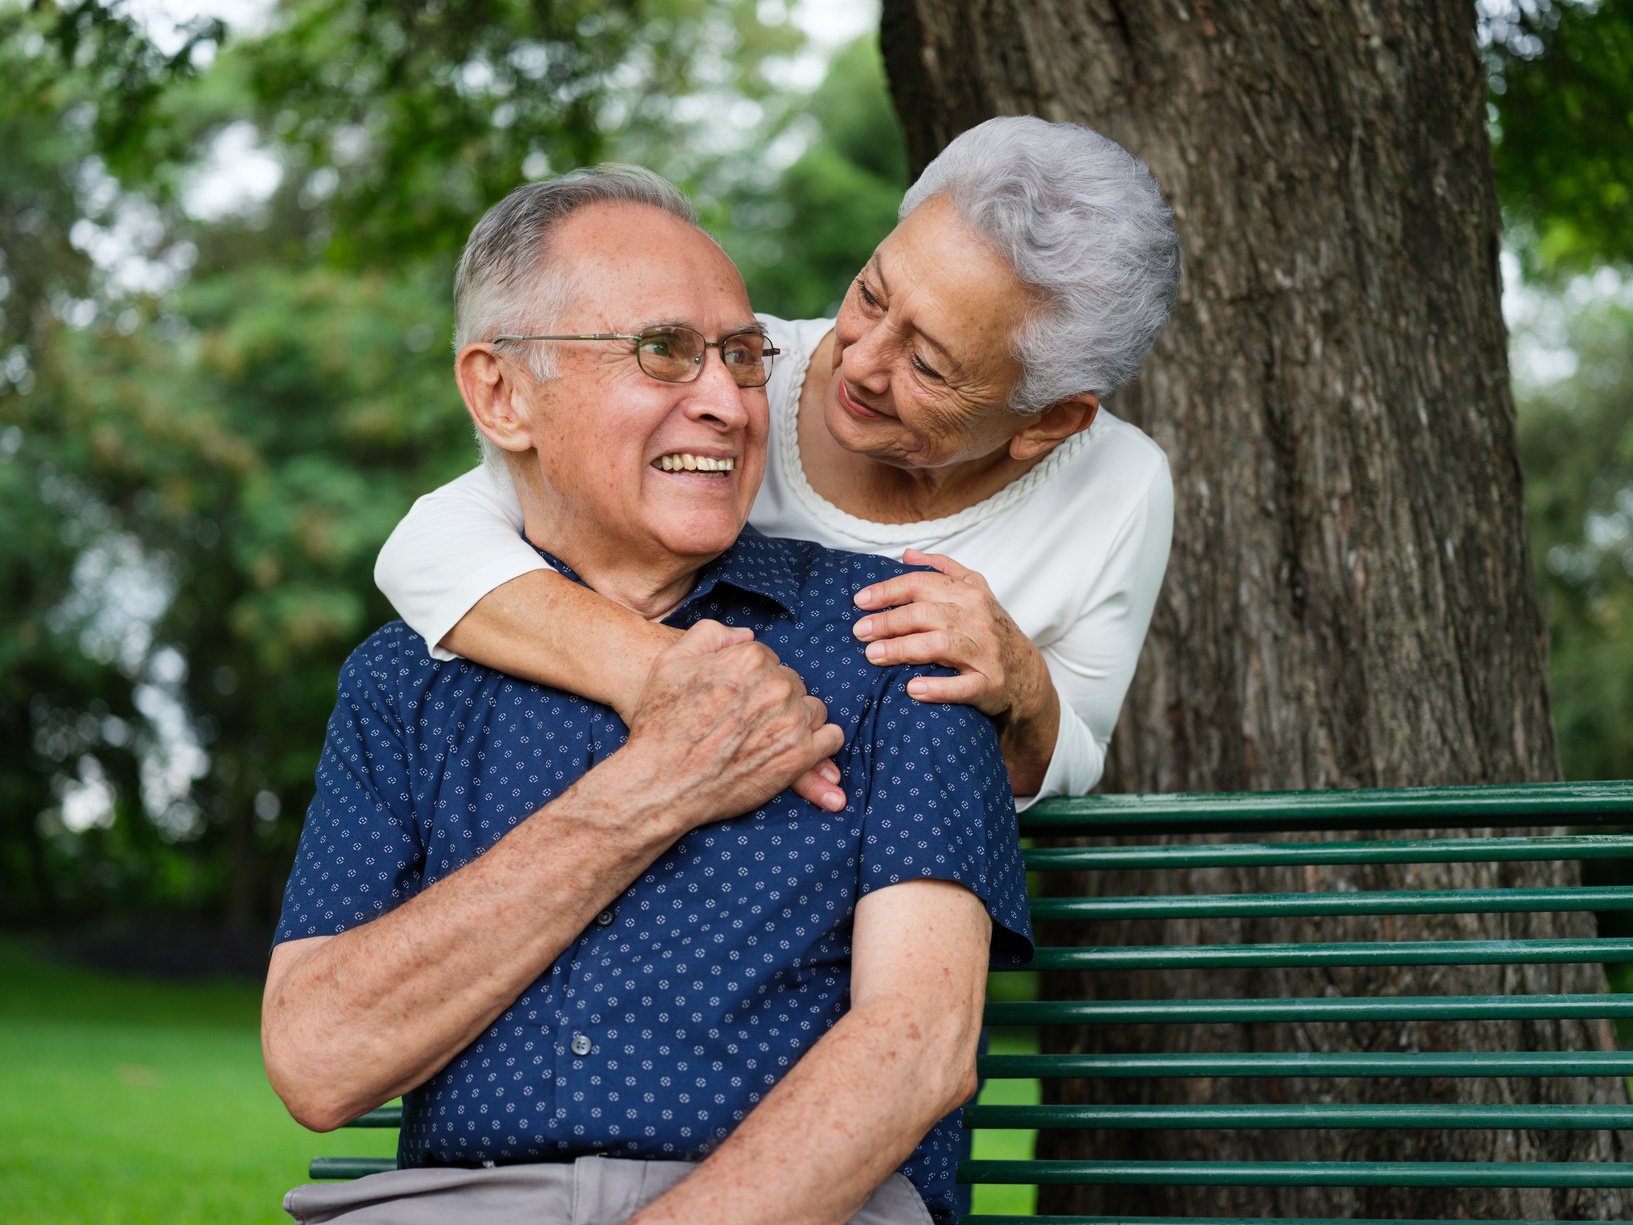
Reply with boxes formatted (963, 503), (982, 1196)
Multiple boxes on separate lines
(376, 316), (1173, 805)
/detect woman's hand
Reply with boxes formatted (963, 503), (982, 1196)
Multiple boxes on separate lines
(851, 549), (1059, 794)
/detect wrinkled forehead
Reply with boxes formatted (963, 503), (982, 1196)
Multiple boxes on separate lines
(557, 202), (754, 326)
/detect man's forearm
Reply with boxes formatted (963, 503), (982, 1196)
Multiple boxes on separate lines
(628, 880), (992, 1225)
(263, 757), (682, 1131)
(627, 994), (978, 1225)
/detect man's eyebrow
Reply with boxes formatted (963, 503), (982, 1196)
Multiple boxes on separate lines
(640, 318), (765, 336)
(869, 254), (962, 376)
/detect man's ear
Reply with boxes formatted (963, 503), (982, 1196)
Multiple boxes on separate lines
(455, 344), (537, 454)
(1009, 393), (1099, 463)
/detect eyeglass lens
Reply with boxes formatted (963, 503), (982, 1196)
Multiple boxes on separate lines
(636, 327), (772, 387)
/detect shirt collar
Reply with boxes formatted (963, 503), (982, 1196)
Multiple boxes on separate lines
(531, 525), (800, 620)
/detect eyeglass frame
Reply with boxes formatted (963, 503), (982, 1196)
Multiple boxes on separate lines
(487, 327), (781, 389)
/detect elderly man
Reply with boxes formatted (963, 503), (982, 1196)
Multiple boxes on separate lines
(264, 166), (1031, 1225)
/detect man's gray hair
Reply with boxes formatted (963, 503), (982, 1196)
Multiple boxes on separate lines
(453, 165), (698, 470)
(899, 116), (1181, 413)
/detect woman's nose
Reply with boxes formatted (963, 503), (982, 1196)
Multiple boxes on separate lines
(842, 318), (892, 393)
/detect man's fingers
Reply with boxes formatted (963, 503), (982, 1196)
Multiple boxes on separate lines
(790, 762), (846, 813)
(802, 694), (829, 730)
(668, 619), (754, 657)
(811, 720), (846, 764)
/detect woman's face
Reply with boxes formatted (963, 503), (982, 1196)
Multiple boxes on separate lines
(827, 195), (1038, 471)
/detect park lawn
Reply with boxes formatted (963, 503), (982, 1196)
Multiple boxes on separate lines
(0, 937), (394, 1225)
(967, 1026), (1040, 1217)
(0, 937), (1039, 1222)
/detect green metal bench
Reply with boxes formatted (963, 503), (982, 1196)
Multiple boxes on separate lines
(311, 780), (1633, 1223)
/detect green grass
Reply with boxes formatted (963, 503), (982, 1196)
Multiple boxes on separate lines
(1, 936), (1035, 1222)
(0, 937), (393, 1225)
(968, 1026), (1040, 1217)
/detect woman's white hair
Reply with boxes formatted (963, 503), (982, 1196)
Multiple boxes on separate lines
(452, 165), (698, 471)
(900, 116), (1181, 413)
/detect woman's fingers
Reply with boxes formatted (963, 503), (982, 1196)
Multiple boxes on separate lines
(851, 552), (1017, 716)
(869, 627), (1005, 714)
(853, 598), (959, 644)
(903, 673), (987, 704)
(901, 547), (974, 581)
(863, 628), (971, 669)
(853, 569), (943, 611)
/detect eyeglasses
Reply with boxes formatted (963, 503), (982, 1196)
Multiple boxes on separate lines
(489, 326), (780, 388)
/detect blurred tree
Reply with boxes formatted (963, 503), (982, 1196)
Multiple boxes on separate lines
(1516, 294), (1633, 780)
(92, 0), (805, 266)
(723, 35), (908, 320)
(1486, 0), (1633, 784)
(0, 4), (158, 922)
(1484, 0), (1633, 279)
(4, 0), (908, 929)
(18, 259), (464, 926)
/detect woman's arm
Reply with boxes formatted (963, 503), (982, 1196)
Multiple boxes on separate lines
(376, 466), (845, 809)
(443, 572), (678, 723)
(375, 464), (678, 719)
(1025, 458), (1173, 799)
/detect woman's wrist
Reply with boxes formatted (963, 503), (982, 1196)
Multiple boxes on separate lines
(997, 648), (1060, 796)
(611, 620), (686, 724)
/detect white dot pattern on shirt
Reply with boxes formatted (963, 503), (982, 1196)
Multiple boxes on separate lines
(274, 531), (1032, 1225)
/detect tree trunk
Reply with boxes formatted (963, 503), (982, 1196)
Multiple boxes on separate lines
(879, 1), (1628, 1218)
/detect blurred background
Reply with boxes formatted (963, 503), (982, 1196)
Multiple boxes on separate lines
(1, 1), (1630, 1221)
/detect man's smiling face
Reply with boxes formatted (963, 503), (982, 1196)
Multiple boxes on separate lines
(502, 201), (769, 586)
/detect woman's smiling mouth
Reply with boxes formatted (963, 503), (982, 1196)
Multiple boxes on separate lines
(836, 379), (891, 421)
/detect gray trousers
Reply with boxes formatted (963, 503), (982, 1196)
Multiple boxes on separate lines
(284, 1157), (935, 1225)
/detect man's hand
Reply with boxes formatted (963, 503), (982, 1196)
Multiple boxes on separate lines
(620, 620), (848, 825)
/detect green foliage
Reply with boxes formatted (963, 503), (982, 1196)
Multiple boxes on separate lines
(27, 0), (225, 180)
(3, 1), (907, 925)
(723, 36), (908, 319)
(1515, 290), (1633, 779)
(1487, 0), (1633, 278)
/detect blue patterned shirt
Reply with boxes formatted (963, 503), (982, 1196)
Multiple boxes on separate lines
(275, 528), (1033, 1222)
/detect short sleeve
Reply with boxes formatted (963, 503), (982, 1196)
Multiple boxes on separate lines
(374, 465), (551, 660)
(273, 627), (425, 944)
(853, 680), (1033, 968)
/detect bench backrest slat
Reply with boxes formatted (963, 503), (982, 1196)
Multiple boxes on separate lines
(312, 780), (1633, 1224)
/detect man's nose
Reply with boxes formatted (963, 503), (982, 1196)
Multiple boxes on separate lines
(680, 354), (753, 428)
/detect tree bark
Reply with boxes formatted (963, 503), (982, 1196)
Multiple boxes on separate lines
(879, 1), (1628, 1218)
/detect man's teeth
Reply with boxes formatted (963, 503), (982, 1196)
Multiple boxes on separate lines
(655, 454), (735, 472)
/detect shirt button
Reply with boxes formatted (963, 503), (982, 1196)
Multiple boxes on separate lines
(570, 1033), (593, 1057)
(595, 910), (614, 927)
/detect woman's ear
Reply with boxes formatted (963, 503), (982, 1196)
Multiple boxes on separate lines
(456, 344), (537, 453)
(1009, 393), (1099, 463)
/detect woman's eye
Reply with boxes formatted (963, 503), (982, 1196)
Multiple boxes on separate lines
(912, 353), (944, 381)
(854, 278), (882, 310)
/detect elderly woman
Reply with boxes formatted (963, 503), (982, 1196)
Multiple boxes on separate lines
(374, 115), (1180, 807)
